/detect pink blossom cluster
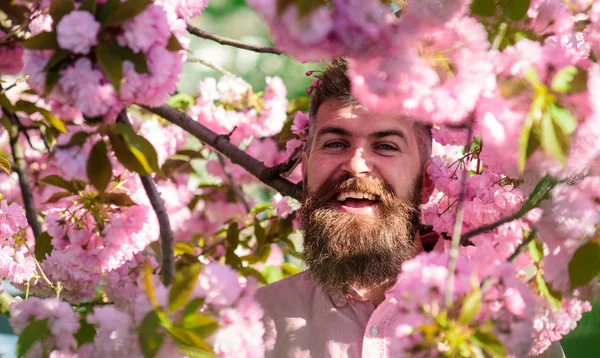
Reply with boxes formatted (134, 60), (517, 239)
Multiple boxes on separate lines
(247, 0), (398, 62)
(386, 251), (535, 357)
(23, 1), (187, 120)
(530, 297), (592, 355)
(0, 200), (37, 289)
(421, 135), (595, 351)
(130, 262), (265, 357)
(0, 31), (24, 75)
(10, 297), (80, 355)
(349, 12), (495, 126)
(537, 176), (600, 293)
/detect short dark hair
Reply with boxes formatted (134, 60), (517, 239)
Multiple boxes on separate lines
(307, 58), (433, 167)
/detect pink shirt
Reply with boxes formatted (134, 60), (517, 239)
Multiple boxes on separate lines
(256, 271), (565, 358)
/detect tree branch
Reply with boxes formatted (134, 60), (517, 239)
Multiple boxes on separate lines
(141, 104), (302, 200)
(186, 24), (284, 55)
(507, 229), (538, 263)
(2, 107), (42, 239)
(116, 110), (175, 286)
(444, 121), (474, 308)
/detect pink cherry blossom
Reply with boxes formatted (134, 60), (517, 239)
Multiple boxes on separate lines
(56, 11), (100, 54)
(194, 262), (244, 307)
(0, 200), (28, 239)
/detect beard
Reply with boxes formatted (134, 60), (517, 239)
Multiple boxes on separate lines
(300, 174), (422, 296)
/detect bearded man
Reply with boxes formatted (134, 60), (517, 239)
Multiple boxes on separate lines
(255, 59), (564, 358)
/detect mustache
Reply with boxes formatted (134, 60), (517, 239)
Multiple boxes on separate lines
(302, 174), (395, 208)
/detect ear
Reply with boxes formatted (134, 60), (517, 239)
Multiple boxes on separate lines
(419, 159), (435, 204)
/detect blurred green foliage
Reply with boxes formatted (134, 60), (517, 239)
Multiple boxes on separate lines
(178, 0), (321, 99)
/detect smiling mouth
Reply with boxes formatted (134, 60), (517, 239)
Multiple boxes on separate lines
(335, 191), (380, 209)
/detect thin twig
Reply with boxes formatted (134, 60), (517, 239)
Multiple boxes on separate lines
(23, 242), (54, 288)
(507, 229), (538, 263)
(2, 106), (42, 239)
(0, 1), (41, 44)
(116, 110), (175, 286)
(217, 154), (251, 212)
(187, 57), (252, 90)
(141, 104), (302, 200)
(186, 24), (283, 55)
(444, 120), (474, 308)
(459, 211), (523, 245)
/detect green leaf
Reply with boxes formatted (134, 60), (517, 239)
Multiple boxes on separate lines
(518, 104), (536, 173)
(181, 313), (217, 333)
(49, 0), (75, 23)
(87, 141), (112, 193)
(0, 2), (29, 23)
(470, 0), (496, 17)
(249, 202), (272, 215)
(102, 0), (153, 26)
(540, 110), (567, 165)
(517, 176), (558, 215)
(139, 311), (164, 358)
(39, 108), (68, 133)
(98, 192), (137, 206)
(166, 34), (184, 52)
(469, 329), (507, 358)
(254, 221), (266, 246)
(0, 93), (15, 112)
(43, 190), (74, 204)
(182, 298), (205, 319)
(551, 66), (587, 94)
(56, 131), (90, 149)
(16, 319), (50, 358)
(34, 231), (54, 261)
(109, 133), (149, 175)
(80, 0), (98, 14)
(282, 262), (301, 276)
(22, 31), (58, 50)
(96, 43), (123, 93)
(261, 265), (284, 284)
(569, 242), (600, 290)
(45, 68), (61, 96)
(527, 235), (544, 263)
(43, 49), (70, 71)
(96, 0), (120, 22)
(167, 93), (196, 110)
(459, 285), (482, 325)
(168, 263), (203, 313)
(174, 241), (196, 256)
(167, 325), (213, 351)
(226, 222), (240, 248)
(503, 0), (531, 21)
(0, 154), (10, 175)
(173, 341), (216, 358)
(548, 103), (577, 136)
(114, 45), (149, 73)
(39, 174), (80, 193)
(114, 123), (161, 174)
(74, 319), (97, 346)
(536, 273), (562, 309)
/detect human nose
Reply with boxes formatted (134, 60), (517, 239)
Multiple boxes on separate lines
(342, 147), (371, 177)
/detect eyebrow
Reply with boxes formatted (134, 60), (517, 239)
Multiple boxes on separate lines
(369, 130), (408, 146)
(316, 127), (409, 146)
(315, 126), (351, 141)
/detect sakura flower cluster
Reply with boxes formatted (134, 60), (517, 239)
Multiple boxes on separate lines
(23, 0), (187, 120)
(386, 251), (535, 356)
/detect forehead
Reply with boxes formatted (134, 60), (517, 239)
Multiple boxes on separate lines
(314, 100), (415, 138)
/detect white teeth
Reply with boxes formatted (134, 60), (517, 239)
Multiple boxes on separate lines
(336, 191), (379, 202)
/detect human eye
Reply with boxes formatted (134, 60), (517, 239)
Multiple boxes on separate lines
(374, 143), (398, 151)
(324, 141), (348, 148)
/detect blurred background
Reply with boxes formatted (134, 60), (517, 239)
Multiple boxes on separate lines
(0, 0), (598, 357)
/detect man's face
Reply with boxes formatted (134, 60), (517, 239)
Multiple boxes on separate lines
(300, 100), (429, 294)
